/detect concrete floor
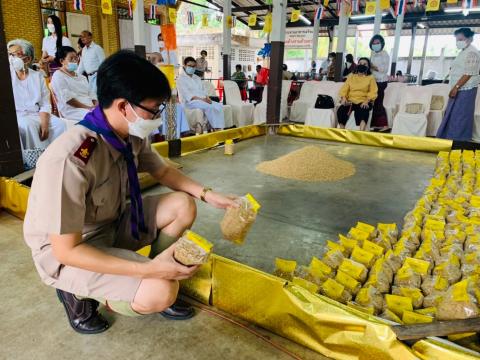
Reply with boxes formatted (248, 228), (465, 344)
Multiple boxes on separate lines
(148, 135), (437, 272)
(0, 211), (325, 360)
(1, 134), (437, 359)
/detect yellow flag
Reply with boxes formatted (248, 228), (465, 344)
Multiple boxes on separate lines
(291, 9), (301, 22)
(323, 0), (329, 6)
(169, 8), (177, 23)
(248, 13), (257, 27)
(101, 0), (112, 15)
(446, 0), (457, 3)
(263, 13), (272, 33)
(132, 0), (136, 11)
(426, 0), (440, 11)
(226, 15), (233, 28)
(365, 1), (376, 15)
(202, 14), (209, 27)
(380, 0), (390, 9)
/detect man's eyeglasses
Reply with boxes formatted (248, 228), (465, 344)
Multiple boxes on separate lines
(132, 102), (166, 119)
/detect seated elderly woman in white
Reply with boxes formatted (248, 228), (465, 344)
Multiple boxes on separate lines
(51, 46), (96, 121)
(8, 39), (67, 150)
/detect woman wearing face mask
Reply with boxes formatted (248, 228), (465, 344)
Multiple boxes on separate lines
(157, 33), (178, 66)
(51, 46), (96, 121)
(337, 58), (378, 131)
(8, 39), (68, 150)
(369, 35), (390, 131)
(326, 52), (336, 81)
(41, 15), (72, 72)
(437, 28), (480, 141)
(342, 54), (357, 80)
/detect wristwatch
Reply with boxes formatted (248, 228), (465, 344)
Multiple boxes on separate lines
(200, 187), (212, 202)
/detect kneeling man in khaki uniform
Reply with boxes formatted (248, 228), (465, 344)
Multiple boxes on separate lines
(23, 50), (237, 334)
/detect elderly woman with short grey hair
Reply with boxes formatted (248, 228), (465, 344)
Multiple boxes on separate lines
(8, 38), (68, 150)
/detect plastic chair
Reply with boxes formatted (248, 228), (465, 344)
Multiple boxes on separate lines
(391, 86), (432, 137)
(291, 81), (337, 123)
(384, 82), (407, 128)
(425, 83), (450, 136)
(223, 80), (254, 127)
(304, 82), (344, 128)
(253, 80), (293, 125)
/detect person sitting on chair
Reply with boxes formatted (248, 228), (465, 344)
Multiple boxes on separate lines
(337, 57), (378, 131)
(177, 57), (225, 131)
(8, 38), (67, 150)
(51, 46), (97, 121)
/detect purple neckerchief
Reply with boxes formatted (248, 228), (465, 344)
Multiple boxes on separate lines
(79, 106), (147, 240)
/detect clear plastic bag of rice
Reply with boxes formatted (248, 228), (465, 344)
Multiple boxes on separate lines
(437, 280), (480, 320)
(364, 273), (391, 294)
(370, 258), (394, 285)
(423, 293), (445, 308)
(322, 249), (345, 270)
(355, 286), (384, 315)
(461, 263), (480, 278)
(394, 266), (422, 288)
(173, 230), (213, 266)
(380, 309), (403, 324)
(220, 193), (260, 244)
(433, 261), (462, 285)
(385, 250), (403, 273)
(392, 286), (424, 309)
(273, 258), (297, 281)
(320, 278), (352, 304)
(377, 223), (398, 242)
(421, 275), (449, 296)
(464, 239), (480, 254)
(463, 251), (480, 266)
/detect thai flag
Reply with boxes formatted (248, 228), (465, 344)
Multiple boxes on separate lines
(351, 0), (359, 12)
(395, 0), (406, 15)
(315, 6), (324, 19)
(128, 0), (133, 17)
(73, 0), (84, 11)
(187, 11), (195, 25)
(232, 15), (237, 27)
(149, 4), (156, 19)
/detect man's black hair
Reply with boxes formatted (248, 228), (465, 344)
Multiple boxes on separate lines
(184, 56), (196, 65)
(345, 54), (354, 63)
(200, 50), (207, 56)
(236, 64), (242, 70)
(256, 64), (262, 70)
(97, 50), (171, 109)
(454, 27), (475, 39)
(328, 52), (336, 58)
(48, 15), (63, 51)
(55, 46), (76, 63)
(282, 64), (287, 70)
(82, 30), (93, 37)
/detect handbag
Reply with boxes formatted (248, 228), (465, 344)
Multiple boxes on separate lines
(315, 94), (335, 109)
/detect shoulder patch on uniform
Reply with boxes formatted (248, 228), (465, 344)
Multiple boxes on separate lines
(73, 136), (97, 165)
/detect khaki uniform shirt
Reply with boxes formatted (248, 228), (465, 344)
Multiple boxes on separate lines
(23, 125), (165, 285)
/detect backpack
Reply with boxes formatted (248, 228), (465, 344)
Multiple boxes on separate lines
(315, 94), (335, 109)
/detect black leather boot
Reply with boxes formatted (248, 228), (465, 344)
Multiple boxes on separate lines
(160, 299), (195, 320)
(56, 289), (109, 334)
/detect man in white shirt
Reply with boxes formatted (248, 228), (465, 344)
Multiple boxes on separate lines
(177, 57), (224, 130)
(78, 31), (105, 94)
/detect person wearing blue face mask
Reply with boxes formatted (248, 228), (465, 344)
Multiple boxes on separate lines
(369, 35), (390, 131)
(51, 46), (97, 121)
(177, 57), (225, 131)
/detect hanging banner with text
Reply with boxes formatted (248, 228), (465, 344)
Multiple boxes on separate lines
(285, 28), (315, 49)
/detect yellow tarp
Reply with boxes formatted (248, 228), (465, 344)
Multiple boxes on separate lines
(278, 125), (453, 153)
(179, 125), (266, 156)
(0, 177), (29, 219)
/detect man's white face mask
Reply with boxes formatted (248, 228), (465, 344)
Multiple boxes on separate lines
(123, 103), (163, 139)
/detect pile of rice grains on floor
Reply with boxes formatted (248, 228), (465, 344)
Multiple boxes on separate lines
(256, 146), (356, 182)
(274, 150), (480, 325)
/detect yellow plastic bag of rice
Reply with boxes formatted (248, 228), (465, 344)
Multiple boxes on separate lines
(220, 193), (260, 244)
(274, 258), (297, 281)
(174, 230), (213, 266)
